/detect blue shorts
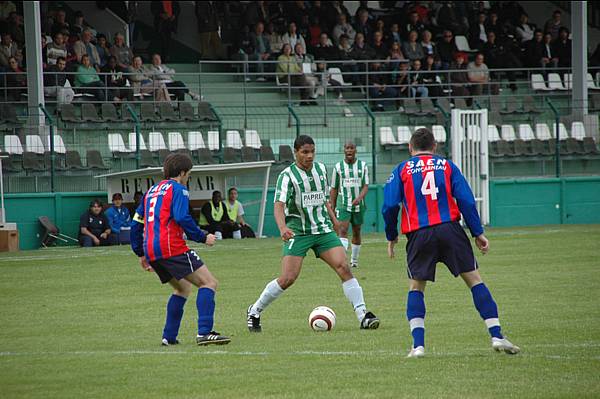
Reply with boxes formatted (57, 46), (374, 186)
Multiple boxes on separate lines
(150, 250), (204, 284)
(405, 222), (477, 282)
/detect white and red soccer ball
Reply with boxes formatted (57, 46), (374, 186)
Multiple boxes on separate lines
(308, 306), (336, 331)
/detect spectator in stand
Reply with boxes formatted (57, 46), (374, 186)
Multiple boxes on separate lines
(387, 42), (407, 81)
(46, 31), (68, 66)
(374, 18), (387, 41)
(337, 34), (352, 59)
(515, 13), (534, 43)
(469, 12), (488, 50)
(195, 1), (224, 60)
(277, 43), (311, 105)
(371, 31), (388, 60)
(332, 13), (356, 46)
(313, 32), (340, 74)
(422, 54), (441, 98)
(43, 56), (75, 104)
(421, 30), (437, 60)
(395, 61), (411, 102)
(282, 22), (306, 54)
(409, 59), (428, 98)
(369, 62), (397, 111)
(147, 53), (201, 101)
(307, 15), (322, 51)
(403, 11), (426, 41)
(553, 27), (572, 68)
(449, 52), (470, 100)
(243, 1), (269, 29)
(95, 33), (110, 67)
(0, 32), (21, 68)
(199, 190), (241, 239)
(0, 1), (16, 21)
(349, 32), (374, 86)
(128, 55), (170, 101)
(5, 56), (26, 101)
(326, 1), (351, 28)
(151, 0), (180, 62)
(529, 31), (559, 74)
(41, 34), (48, 67)
(250, 22), (271, 81)
(544, 10), (562, 40)
(105, 193), (132, 245)
(79, 199), (117, 247)
(7, 12), (24, 47)
(74, 54), (106, 101)
(100, 55), (132, 102)
(402, 30), (425, 62)
(109, 33), (133, 69)
(437, 29), (458, 70)
(388, 23), (402, 46)
(309, 1), (328, 31)
(294, 42), (321, 100)
(483, 31), (521, 91)
(71, 11), (90, 37)
(354, 9), (373, 42)
(437, 2), (463, 35)
(265, 22), (284, 57)
(468, 53), (497, 96)
(51, 9), (69, 36)
(286, 1), (309, 26)
(73, 29), (101, 70)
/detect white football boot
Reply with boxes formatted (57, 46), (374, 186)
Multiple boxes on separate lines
(492, 337), (521, 354)
(407, 346), (425, 358)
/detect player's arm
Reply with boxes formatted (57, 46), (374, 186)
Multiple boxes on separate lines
(353, 164), (370, 206)
(329, 166), (339, 210)
(130, 195), (152, 271)
(274, 201), (294, 240)
(172, 187), (209, 244)
(382, 167), (404, 258)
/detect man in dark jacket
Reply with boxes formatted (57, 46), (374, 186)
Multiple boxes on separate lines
(151, 1), (180, 62)
(195, 1), (224, 59)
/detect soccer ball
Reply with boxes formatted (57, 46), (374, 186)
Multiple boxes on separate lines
(308, 306), (336, 331)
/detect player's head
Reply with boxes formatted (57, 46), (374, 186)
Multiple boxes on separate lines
(294, 135), (315, 169)
(212, 190), (222, 204)
(133, 191), (144, 205)
(344, 140), (357, 162)
(112, 193), (123, 207)
(228, 187), (238, 201)
(163, 153), (193, 184)
(89, 199), (103, 216)
(409, 128), (437, 155)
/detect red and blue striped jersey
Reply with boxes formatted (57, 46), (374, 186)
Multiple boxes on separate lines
(382, 154), (483, 240)
(130, 179), (206, 261)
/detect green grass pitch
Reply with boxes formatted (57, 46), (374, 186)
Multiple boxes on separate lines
(1, 225), (599, 398)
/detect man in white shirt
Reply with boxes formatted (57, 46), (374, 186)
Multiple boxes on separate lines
(147, 53), (201, 101)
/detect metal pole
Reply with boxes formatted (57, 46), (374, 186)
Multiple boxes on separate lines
(572, 1), (588, 119)
(547, 99), (561, 177)
(24, 2), (45, 131)
(322, 70), (328, 127)
(362, 103), (377, 183)
(243, 66), (248, 129)
(0, 157), (5, 225)
(126, 104), (141, 169)
(39, 104), (55, 192)
(257, 163), (272, 237)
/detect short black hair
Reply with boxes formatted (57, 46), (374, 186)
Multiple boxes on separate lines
(89, 199), (103, 208)
(228, 187), (237, 194)
(163, 153), (193, 179)
(410, 128), (436, 152)
(56, 56), (66, 63)
(559, 26), (569, 34)
(293, 135), (315, 150)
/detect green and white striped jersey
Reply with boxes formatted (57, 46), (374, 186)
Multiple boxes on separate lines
(274, 162), (333, 235)
(331, 159), (369, 212)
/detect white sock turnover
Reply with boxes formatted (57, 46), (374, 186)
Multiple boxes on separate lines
(339, 237), (349, 251)
(342, 278), (367, 321)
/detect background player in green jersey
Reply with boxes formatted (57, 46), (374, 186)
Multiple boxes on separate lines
(330, 141), (369, 268)
(246, 135), (379, 332)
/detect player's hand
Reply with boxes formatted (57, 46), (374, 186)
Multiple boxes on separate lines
(205, 234), (216, 247)
(280, 227), (295, 241)
(100, 232), (108, 239)
(351, 198), (361, 206)
(140, 256), (153, 272)
(387, 238), (398, 258)
(475, 234), (489, 254)
(92, 236), (100, 246)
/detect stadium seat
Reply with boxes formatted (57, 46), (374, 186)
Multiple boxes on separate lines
(86, 150), (109, 169)
(590, 93), (600, 111)
(141, 103), (158, 122)
(432, 125), (447, 143)
(455, 35), (477, 52)
(583, 137), (599, 154)
(128, 132), (147, 151)
(587, 73), (600, 90)
(196, 148), (215, 165)
(523, 96), (542, 114)
(397, 126), (412, 144)
(226, 130), (243, 150)
(531, 74), (552, 91)
(260, 145), (275, 162)
(535, 124), (552, 141)
(121, 103), (136, 121)
(501, 96), (521, 114)
(551, 123), (569, 140)
(488, 111), (502, 126)
(188, 131), (206, 150)
(512, 139), (531, 156)
(328, 68), (352, 86)
(101, 103), (119, 122)
(403, 98), (420, 115)
(207, 131), (220, 151)
(563, 73), (572, 90)
(0, 104), (19, 124)
(25, 135), (45, 154)
(59, 104), (79, 123)
(22, 152), (45, 172)
(570, 122), (586, 140)
(500, 125), (517, 141)
(241, 146), (258, 162)
(518, 124), (536, 141)
(278, 145), (294, 164)
(223, 147), (240, 163)
(2, 154), (22, 172)
(436, 98), (452, 114)
(81, 104), (102, 122)
(158, 149), (171, 164)
(488, 125), (501, 142)
(245, 130), (262, 149)
(159, 103), (180, 121)
(179, 102), (196, 121)
(564, 137), (585, 154)
(46, 134), (67, 155)
(489, 96), (503, 113)
(488, 125), (515, 157)
(420, 99), (436, 116)
(148, 132), (167, 152)
(380, 127), (399, 146)
(108, 133), (132, 154)
(548, 73), (568, 91)
(453, 98), (468, 109)
(43, 152), (67, 171)
(168, 132), (186, 151)
(4, 135), (23, 155)
(197, 102), (217, 121)
(140, 150), (156, 167)
(65, 150), (88, 170)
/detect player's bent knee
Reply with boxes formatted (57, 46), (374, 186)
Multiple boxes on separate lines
(278, 275), (296, 289)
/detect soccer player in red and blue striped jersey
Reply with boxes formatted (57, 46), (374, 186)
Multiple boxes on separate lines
(131, 153), (230, 346)
(382, 128), (519, 358)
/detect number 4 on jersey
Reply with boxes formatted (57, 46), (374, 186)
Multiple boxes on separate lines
(421, 171), (439, 200)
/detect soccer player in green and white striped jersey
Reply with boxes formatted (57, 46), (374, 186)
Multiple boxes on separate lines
(247, 135), (379, 332)
(330, 141), (369, 268)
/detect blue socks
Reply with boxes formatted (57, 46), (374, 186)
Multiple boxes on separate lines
(197, 287), (216, 335)
(471, 283), (503, 339)
(406, 290), (426, 348)
(163, 294), (187, 342)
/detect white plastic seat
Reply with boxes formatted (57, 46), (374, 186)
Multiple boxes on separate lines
(168, 132), (186, 151)
(455, 35), (477, 52)
(207, 130), (220, 151)
(587, 73), (600, 90)
(26, 135), (46, 154)
(487, 125), (501, 142)
(571, 122), (586, 140)
(397, 126), (412, 144)
(531, 74), (552, 91)
(380, 127), (399, 145)
(501, 125), (517, 141)
(548, 73), (567, 91)
(413, 125), (426, 132)
(108, 133), (132, 153)
(467, 126), (481, 142)
(4, 135), (23, 155)
(226, 130), (243, 150)
(245, 130), (262, 149)
(328, 67), (352, 86)
(563, 73), (572, 90)
(432, 125), (447, 143)
(187, 131), (206, 150)
(275, 75), (287, 87)
(535, 123), (552, 140)
(518, 124), (535, 141)
(552, 123), (569, 139)
(128, 132), (147, 151)
(45, 134), (67, 154)
(148, 131), (167, 152)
